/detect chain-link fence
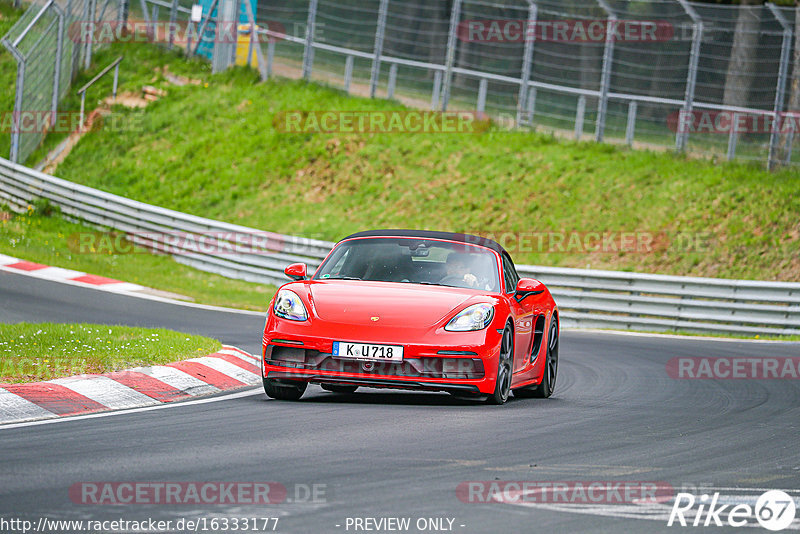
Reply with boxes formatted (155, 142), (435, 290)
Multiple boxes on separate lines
(245, 0), (800, 170)
(7, 0), (800, 169)
(1, 0), (122, 164)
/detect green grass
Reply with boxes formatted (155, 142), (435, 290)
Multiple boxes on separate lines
(43, 41), (800, 282)
(0, 205), (276, 311)
(0, 322), (221, 383)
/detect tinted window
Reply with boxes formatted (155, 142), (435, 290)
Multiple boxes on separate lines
(314, 238), (500, 291)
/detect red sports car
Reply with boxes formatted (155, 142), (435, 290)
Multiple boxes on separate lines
(261, 230), (559, 404)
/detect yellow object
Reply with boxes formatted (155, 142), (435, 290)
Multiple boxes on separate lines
(236, 24), (260, 68)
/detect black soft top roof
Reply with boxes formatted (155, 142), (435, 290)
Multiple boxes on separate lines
(341, 229), (509, 256)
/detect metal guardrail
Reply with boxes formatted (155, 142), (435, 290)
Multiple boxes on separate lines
(1, 157), (798, 336)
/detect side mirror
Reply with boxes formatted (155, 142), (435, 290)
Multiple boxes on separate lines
(515, 278), (545, 302)
(284, 263), (307, 281)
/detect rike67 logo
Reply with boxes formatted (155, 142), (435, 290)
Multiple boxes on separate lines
(668, 490), (796, 531)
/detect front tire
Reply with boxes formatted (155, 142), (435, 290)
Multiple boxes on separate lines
(487, 325), (513, 405)
(263, 378), (307, 400)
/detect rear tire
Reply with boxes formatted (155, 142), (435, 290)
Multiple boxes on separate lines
(487, 326), (513, 405)
(263, 378), (307, 401)
(321, 384), (358, 394)
(515, 316), (558, 399)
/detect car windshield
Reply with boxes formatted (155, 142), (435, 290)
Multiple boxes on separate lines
(313, 237), (501, 291)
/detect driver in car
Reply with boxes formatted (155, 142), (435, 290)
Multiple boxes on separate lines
(441, 252), (479, 288)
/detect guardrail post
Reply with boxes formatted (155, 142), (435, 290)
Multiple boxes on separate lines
(387, 63), (397, 99)
(625, 100), (637, 146)
(516, 2), (537, 127)
(766, 3), (792, 170)
(369, 0), (389, 98)
(595, 0), (615, 142)
(676, 0), (703, 152)
(477, 78), (487, 114)
(440, 0), (462, 111)
(344, 55), (353, 92)
(302, 0), (318, 80)
(575, 95), (586, 140)
(431, 70), (442, 110)
(727, 112), (739, 161)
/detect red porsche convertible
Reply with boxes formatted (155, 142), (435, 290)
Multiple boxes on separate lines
(261, 230), (559, 404)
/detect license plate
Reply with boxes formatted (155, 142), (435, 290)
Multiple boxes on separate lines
(332, 341), (403, 362)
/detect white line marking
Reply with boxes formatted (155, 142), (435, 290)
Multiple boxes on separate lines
(0, 262), (263, 316)
(218, 347), (259, 365)
(0, 388), (58, 423)
(50, 375), (159, 410)
(188, 357), (261, 385)
(0, 388), (263, 430)
(132, 365), (220, 396)
(563, 328), (800, 344)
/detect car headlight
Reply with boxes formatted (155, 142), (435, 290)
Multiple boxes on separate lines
(273, 289), (308, 321)
(445, 303), (494, 331)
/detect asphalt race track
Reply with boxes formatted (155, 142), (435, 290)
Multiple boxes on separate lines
(1, 269), (799, 533)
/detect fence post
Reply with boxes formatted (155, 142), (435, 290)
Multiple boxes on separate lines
(575, 95), (586, 140)
(431, 70), (442, 110)
(242, 0), (267, 81)
(118, 0), (128, 25)
(267, 39), (275, 79)
(212, 0), (237, 73)
(595, 0), (616, 142)
(168, 0), (178, 49)
(387, 63), (397, 99)
(369, 0), (389, 98)
(477, 78), (487, 114)
(3, 44), (25, 163)
(52, 3), (65, 123)
(527, 87), (536, 125)
(625, 100), (637, 146)
(440, 0), (462, 111)
(344, 55), (353, 92)
(516, 2), (537, 127)
(766, 3), (792, 170)
(84, 0), (95, 70)
(676, 0), (702, 152)
(727, 112), (739, 161)
(302, 0), (319, 80)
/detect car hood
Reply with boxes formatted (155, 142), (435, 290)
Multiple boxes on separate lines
(306, 280), (487, 328)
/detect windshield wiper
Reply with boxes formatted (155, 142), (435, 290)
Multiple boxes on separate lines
(324, 275), (362, 280)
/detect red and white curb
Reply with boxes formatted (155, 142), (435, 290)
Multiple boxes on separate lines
(0, 253), (158, 296)
(0, 346), (261, 425)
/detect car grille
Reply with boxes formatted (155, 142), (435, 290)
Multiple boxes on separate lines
(266, 345), (484, 379)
